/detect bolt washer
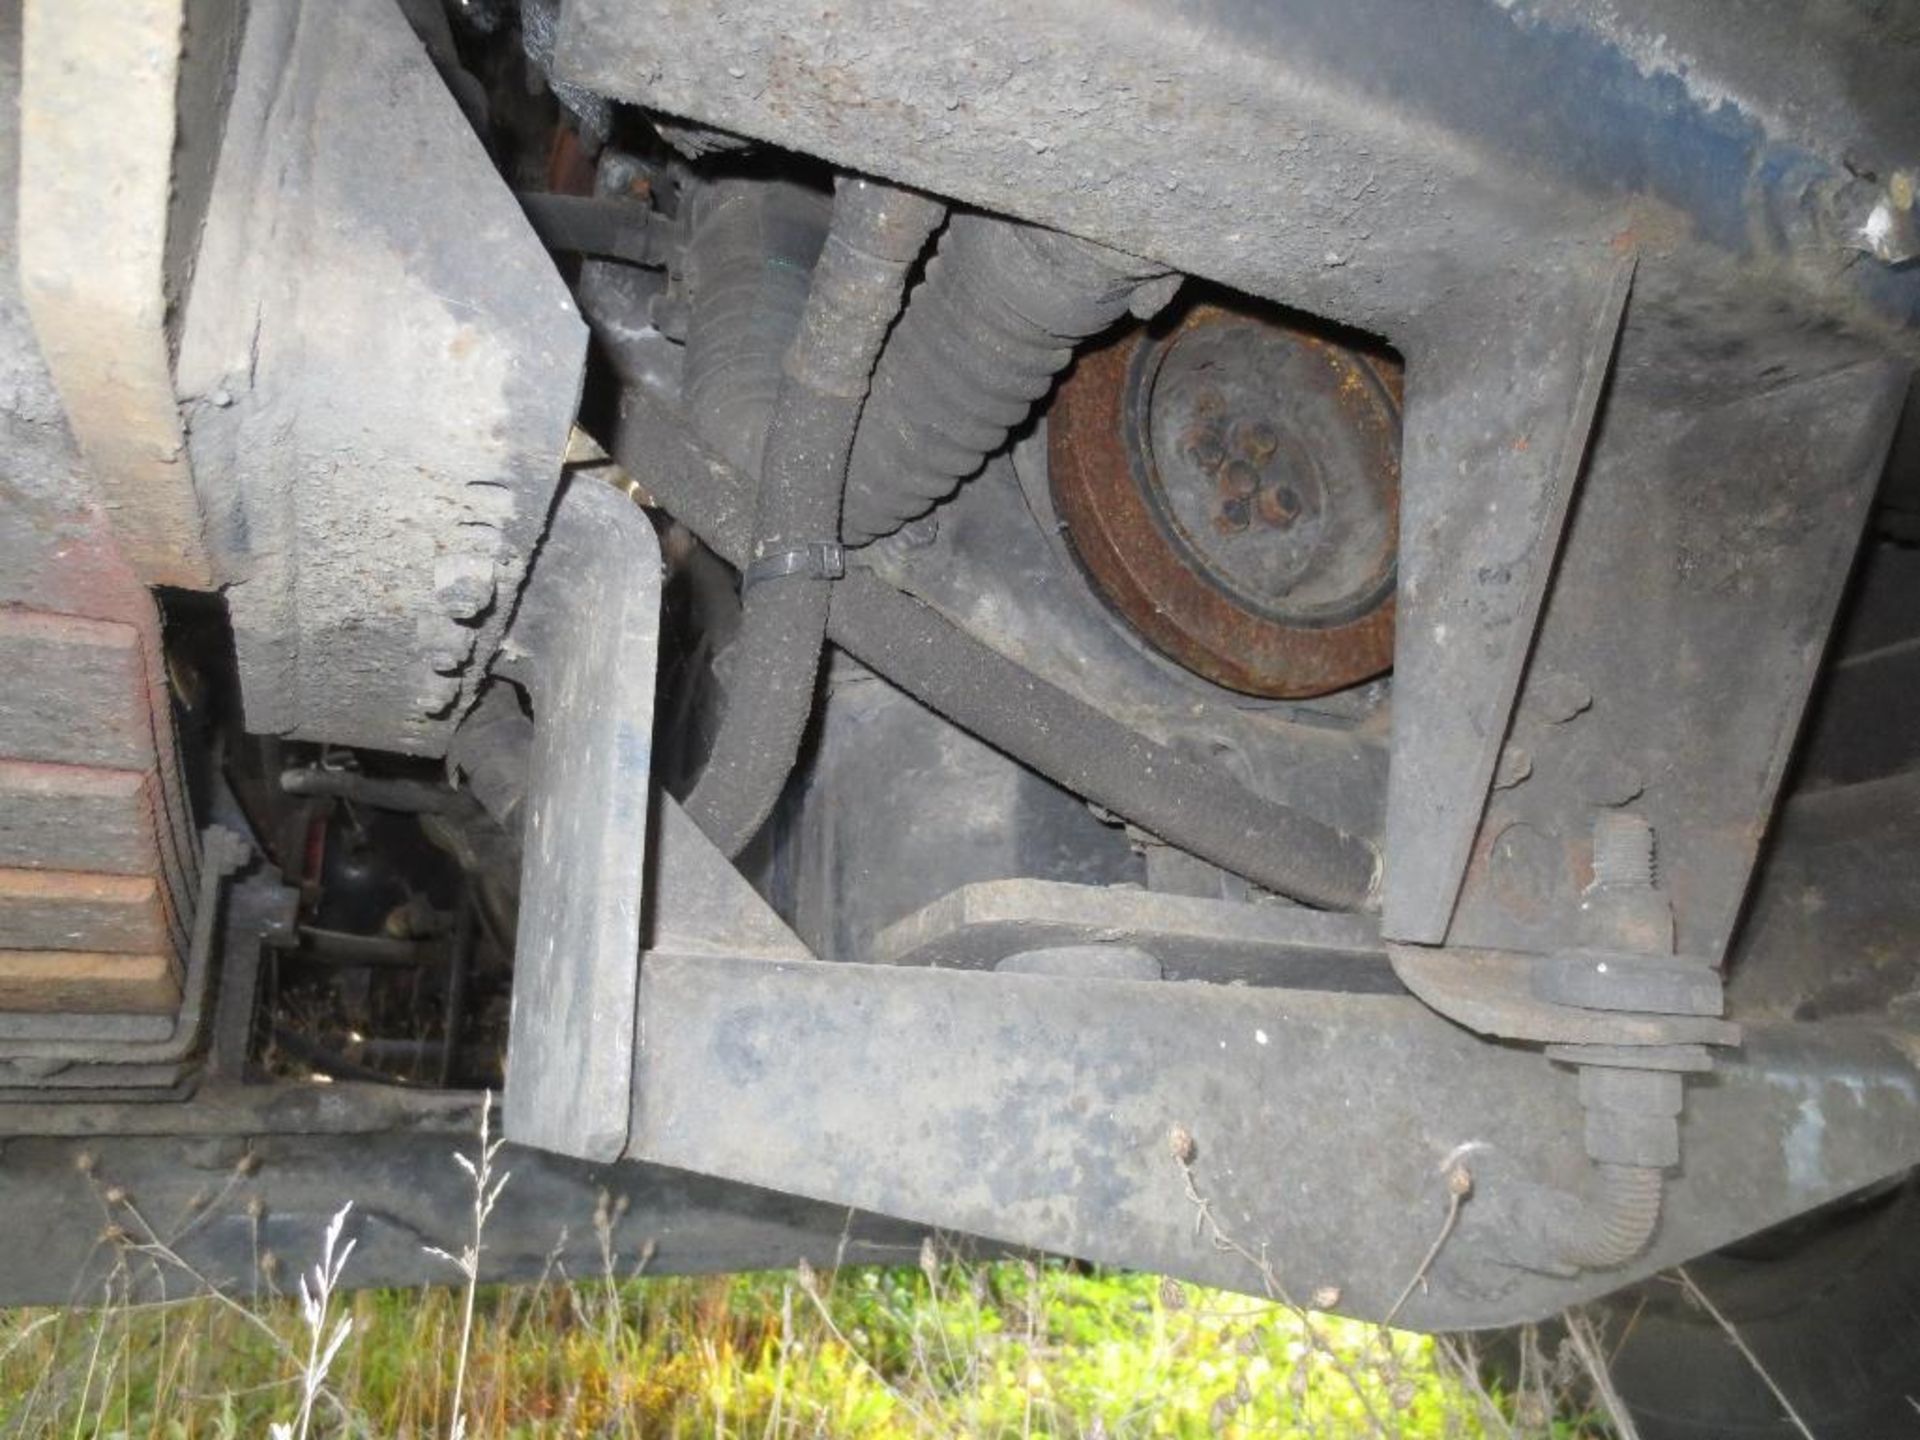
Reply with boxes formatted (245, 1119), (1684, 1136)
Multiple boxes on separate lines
(1049, 301), (1400, 698)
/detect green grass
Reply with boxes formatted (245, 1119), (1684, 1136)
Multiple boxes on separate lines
(0, 1250), (1606, 1438)
(0, 1106), (1615, 1437)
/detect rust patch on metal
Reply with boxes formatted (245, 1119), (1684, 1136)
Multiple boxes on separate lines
(0, 950), (179, 1015)
(1050, 302), (1400, 698)
(0, 591), (201, 1010)
(18, 0), (213, 589)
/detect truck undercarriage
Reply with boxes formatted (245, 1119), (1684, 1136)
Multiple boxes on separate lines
(4, 0), (1920, 1431)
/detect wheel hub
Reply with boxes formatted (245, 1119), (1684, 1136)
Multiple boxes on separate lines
(1049, 302), (1401, 698)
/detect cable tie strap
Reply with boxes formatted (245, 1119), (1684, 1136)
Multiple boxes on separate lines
(741, 540), (847, 594)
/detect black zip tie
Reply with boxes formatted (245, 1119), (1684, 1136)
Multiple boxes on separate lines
(741, 540), (847, 595)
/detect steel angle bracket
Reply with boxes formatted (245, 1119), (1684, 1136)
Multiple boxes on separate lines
(1387, 943), (1739, 1049)
(499, 476), (663, 1162)
(617, 795), (813, 1162)
(1381, 252), (1634, 944)
(1444, 357), (1909, 963)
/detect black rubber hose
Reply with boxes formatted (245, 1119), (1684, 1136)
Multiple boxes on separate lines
(682, 178), (947, 855)
(828, 572), (1378, 911)
(680, 178), (832, 478)
(839, 214), (1174, 545)
(613, 384), (1380, 909)
(1557, 1162), (1664, 1270)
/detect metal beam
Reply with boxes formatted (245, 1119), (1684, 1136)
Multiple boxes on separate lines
(0, 1090), (931, 1307)
(630, 952), (1920, 1330)
(554, 0), (1920, 342)
(501, 477), (662, 1163)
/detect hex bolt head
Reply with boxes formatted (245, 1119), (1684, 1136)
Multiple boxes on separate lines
(433, 553), (497, 620)
(1214, 496), (1252, 533)
(1126, 271), (1184, 322)
(1526, 671), (1593, 724)
(416, 612), (477, 674)
(1579, 1065), (1683, 1116)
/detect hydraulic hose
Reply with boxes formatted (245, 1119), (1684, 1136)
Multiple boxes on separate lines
(1556, 1162), (1664, 1270)
(613, 383), (1381, 909)
(681, 177), (946, 855)
(828, 571), (1379, 910)
(839, 214), (1174, 544)
(680, 179), (832, 478)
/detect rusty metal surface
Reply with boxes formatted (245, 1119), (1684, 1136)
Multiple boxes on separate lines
(0, 765), (169, 876)
(0, 830), (255, 1067)
(557, 0), (1915, 973)
(0, 871), (170, 954)
(608, 383), (1386, 901)
(0, 618), (193, 957)
(0, 610), (195, 951)
(0, 954), (177, 1016)
(3, 29), (212, 1035)
(15, 0), (212, 589)
(1387, 944), (1739, 1048)
(861, 452), (1391, 836)
(0, 552), (198, 907)
(552, 0), (1920, 352)
(0, 603), (203, 1026)
(1726, 772), (1920, 1023)
(0, 612), (160, 770)
(1049, 302), (1399, 697)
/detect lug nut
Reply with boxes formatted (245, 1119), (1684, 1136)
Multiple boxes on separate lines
(1183, 425), (1226, 473)
(1255, 482), (1302, 529)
